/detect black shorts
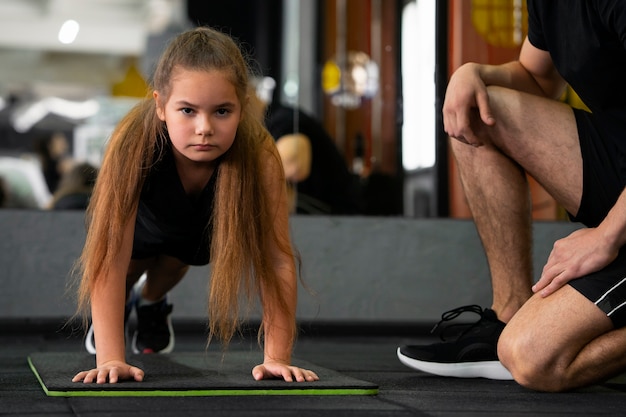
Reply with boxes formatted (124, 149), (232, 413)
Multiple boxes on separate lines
(131, 240), (210, 266)
(131, 220), (211, 266)
(567, 108), (626, 328)
(569, 250), (626, 329)
(570, 109), (624, 227)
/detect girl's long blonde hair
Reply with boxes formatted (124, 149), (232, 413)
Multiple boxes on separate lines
(75, 27), (296, 346)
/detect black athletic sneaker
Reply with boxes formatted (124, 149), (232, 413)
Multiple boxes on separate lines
(131, 297), (175, 354)
(397, 305), (513, 380)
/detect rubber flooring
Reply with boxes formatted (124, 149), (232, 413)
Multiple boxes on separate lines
(1, 322), (625, 416)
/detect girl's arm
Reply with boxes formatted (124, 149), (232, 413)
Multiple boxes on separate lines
(251, 140), (318, 382)
(261, 192), (297, 365)
(72, 209), (144, 384)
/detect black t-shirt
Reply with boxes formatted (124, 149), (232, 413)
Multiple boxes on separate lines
(265, 104), (361, 214)
(527, 0), (626, 160)
(132, 143), (216, 265)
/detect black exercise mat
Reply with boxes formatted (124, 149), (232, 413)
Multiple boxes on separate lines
(28, 352), (378, 397)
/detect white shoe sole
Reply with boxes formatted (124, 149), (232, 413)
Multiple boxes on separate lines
(397, 347), (513, 380)
(85, 324), (96, 354)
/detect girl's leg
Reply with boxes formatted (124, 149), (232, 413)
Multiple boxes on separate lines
(126, 257), (155, 299)
(127, 255), (189, 301)
(140, 255), (189, 301)
(128, 255), (188, 354)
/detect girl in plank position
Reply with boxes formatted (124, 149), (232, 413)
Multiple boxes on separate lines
(71, 27), (319, 384)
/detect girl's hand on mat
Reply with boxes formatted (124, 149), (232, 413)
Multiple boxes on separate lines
(252, 361), (320, 382)
(72, 360), (145, 384)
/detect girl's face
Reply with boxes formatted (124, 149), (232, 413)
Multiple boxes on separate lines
(154, 68), (242, 165)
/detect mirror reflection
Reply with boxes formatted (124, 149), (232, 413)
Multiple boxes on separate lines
(0, 0), (444, 218)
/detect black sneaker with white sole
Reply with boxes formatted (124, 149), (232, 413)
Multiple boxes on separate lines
(397, 305), (513, 380)
(131, 297), (175, 354)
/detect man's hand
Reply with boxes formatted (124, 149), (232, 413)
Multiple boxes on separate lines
(443, 62), (496, 147)
(533, 228), (619, 297)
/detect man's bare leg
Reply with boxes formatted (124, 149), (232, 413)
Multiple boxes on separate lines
(397, 86), (587, 381)
(450, 136), (533, 322)
(453, 86), (626, 390)
(450, 86), (582, 322)
(499, 286), (626, 391)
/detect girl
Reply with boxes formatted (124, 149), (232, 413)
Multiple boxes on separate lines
(71, 27), (319, 384)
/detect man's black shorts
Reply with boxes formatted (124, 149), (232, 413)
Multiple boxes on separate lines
(568, 108), (626, 328)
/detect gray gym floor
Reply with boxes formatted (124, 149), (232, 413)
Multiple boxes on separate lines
(2, 321), (625, 417)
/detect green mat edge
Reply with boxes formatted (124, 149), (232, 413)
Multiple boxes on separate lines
(27, 356), (379, 397)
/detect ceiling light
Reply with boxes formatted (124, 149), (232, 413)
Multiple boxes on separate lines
(58, 19), (80, 44)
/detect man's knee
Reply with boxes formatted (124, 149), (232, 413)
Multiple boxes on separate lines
(476, 86), (524, 145)
(498, 327), (570, 392)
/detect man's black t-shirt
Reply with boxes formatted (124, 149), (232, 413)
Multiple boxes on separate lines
(528, 0), (626, 168)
